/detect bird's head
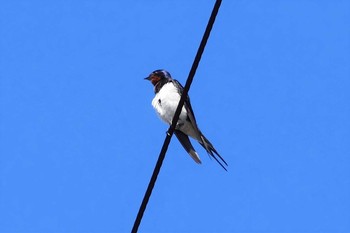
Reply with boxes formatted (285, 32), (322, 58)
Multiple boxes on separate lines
(144, 69), (172, 86)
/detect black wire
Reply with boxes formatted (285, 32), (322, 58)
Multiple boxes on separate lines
(131, 1), (222, 232)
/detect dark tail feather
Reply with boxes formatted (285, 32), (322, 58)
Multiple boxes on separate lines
(199, 134), (228, 171)
(174, 130), (202, 164)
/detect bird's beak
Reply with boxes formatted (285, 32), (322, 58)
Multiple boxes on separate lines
(144, 76), (151, 80)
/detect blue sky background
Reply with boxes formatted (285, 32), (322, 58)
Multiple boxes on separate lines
(1, 1), (349, 232)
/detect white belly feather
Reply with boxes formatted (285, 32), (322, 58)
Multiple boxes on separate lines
(152, 82), (188, 125)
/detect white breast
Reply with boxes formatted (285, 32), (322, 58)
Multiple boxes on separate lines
(152, 82), (187, 125)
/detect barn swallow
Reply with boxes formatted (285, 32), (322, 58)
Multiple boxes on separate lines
(145, 69), (228, 171)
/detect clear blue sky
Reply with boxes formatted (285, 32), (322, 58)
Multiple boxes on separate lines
(1, 1), (349, 232)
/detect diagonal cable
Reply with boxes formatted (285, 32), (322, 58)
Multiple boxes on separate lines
(132, 1), (222, 232)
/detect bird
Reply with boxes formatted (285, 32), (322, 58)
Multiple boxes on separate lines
(145, 69), (228, 171)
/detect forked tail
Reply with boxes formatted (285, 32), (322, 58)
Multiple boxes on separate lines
(199, 133), (228, 171)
